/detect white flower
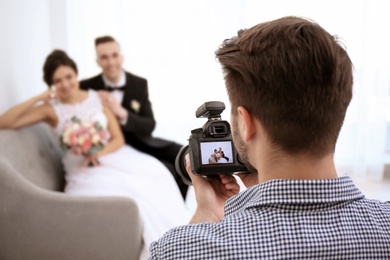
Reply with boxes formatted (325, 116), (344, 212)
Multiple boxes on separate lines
(78, 137), (85, 145)
(82, 121), (92, 128)
(92, 134), (100, 144)
(72, 123), (80, 131)
(131, 100), (141, 113)
(62, 135), (69, 144)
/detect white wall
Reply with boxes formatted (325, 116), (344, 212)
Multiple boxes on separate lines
(62, 0), (383, 146)
(0, 0), (71, 110)
(1, 0), (390, 180)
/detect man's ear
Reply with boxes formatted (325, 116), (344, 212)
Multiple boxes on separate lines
(237, 106), (255, 142)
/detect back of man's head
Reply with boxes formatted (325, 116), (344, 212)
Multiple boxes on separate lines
(215, 16), (353, 157)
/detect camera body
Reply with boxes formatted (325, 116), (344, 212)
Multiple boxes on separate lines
(175, 101), (249, 185)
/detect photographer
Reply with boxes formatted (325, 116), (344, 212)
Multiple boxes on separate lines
(149, 16), (390, 259)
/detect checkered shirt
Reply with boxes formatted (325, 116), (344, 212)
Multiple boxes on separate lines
(149, 176), (390, 259)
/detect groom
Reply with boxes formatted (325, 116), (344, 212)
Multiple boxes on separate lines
(79, 35), (188, 200)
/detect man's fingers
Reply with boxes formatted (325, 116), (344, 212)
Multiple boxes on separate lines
(220, 174), (240, 194)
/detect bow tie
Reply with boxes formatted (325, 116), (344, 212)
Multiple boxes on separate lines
(104, 85), (126, 92)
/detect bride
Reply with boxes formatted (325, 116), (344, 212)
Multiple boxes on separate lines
(0, 49), (191, 259)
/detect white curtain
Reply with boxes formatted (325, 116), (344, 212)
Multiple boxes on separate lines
(1, 0), (389, 181)
(333, 1), (390, 181)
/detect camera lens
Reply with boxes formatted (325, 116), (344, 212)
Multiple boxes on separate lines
(174, 145), (193, 186)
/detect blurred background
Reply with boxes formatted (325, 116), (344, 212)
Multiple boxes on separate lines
(0, 0), (389, 200)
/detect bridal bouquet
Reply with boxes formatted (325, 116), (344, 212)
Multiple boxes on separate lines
(60, 116), (110, 162)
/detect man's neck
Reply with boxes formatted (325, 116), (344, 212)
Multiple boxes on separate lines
(102, 70), (125, 87)
(256, 151), (338, 183)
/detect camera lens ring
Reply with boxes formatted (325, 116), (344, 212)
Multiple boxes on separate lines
(174, 145), (193, 186)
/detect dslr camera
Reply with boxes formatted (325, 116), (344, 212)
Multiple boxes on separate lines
(175, 101), (249, 185)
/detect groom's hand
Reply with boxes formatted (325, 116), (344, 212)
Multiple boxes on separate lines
(98, 91), (128, 122)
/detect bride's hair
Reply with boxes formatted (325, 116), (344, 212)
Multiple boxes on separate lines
(43, 49), (78, 87)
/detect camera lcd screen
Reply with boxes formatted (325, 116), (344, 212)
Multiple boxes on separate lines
(200, 141), (233, 165)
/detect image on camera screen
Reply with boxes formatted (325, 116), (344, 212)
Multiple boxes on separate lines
(200, 141), (233, 165)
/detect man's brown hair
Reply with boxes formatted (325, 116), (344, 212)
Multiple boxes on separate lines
(215, 16), (353, 156)
(95, 35), (117, 47)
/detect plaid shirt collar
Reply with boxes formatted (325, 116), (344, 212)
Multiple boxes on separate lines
(225, 175), (365, 216)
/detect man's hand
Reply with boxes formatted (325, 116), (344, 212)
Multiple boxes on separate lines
(186, 154), (240, 223)
(98, 91), (128, 121)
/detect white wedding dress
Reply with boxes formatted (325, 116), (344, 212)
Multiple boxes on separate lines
(50, 90), (191, 259)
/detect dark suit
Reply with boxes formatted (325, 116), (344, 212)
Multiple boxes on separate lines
(80, 72), (188, 199)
